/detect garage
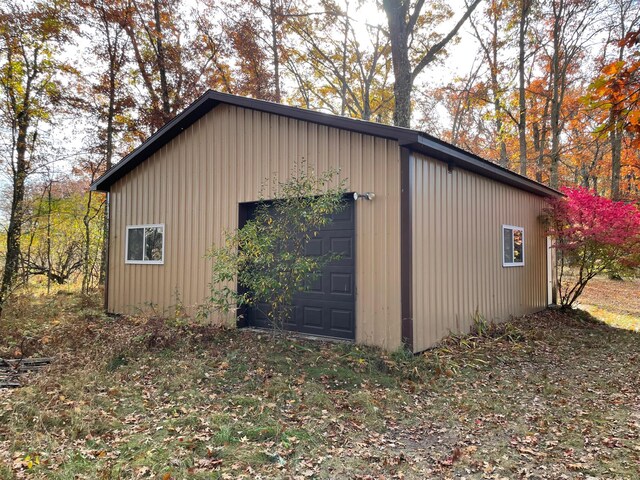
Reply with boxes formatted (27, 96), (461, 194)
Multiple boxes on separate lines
(243, 198), (356, 340)
(94, 90), (557, 352)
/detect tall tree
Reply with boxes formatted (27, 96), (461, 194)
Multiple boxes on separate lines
(225, 16), (278, 100)
(517, 0), (532, 175)
(592, 1), (640, 199)
(546, 0), (600, 188)
(218, 0), (300, 102)
(381, 0), (482, 127)
(80, 0), (135, 284)
(120, 0), (200, 133)
(289, 1), (394, 121)
(469, 0), (510, 167)
(0, 0), (76, 313)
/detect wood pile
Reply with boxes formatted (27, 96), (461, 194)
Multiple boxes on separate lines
(0, 357), (52, 388)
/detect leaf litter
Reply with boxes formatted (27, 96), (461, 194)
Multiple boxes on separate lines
(0, 289), (638, 479)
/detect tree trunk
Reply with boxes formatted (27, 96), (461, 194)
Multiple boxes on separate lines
(518, 0), (530, 176)
(533, 94), (550, 183)
(549, 1), (563, 189)
(340, 3), (349, 116)
(383, 0), (481, 128)
(269, 0), (281, 103)
(82, 190), (94, 294)
(0, 120), (29, 313)
(490, 7), (508, 167)
(610, 118), (623, 199)
(610, 22), (627, 200)
(362, 83), (372, 121)
(100, 53), (117, 285)
(491, 70), (508, 167)
(46, 181), (53, 294)
(153, 0), (171, 119)
(383, 0), (412, 127)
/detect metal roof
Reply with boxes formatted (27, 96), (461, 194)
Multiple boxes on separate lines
(90, 90), (560, 198)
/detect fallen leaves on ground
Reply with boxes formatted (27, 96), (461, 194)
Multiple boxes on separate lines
(0, 284), (639, 479)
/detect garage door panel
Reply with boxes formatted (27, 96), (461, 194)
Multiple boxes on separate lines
(245, 198), (356, 340)
(330, 204), (355, 229)
(306, 273), (323, 293)
(330, 237), (354, 262)
(330, 309), (353, 332)
(304, 238), (323, 257)
(330, 272), (353, 295)
(301, 306), (323, 329)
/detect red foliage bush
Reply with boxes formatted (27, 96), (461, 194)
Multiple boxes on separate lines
(545, 187), (640, 307)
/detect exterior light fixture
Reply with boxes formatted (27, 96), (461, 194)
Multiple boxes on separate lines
(353, 192), (375, 201)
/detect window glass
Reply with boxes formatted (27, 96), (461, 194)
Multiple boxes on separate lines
(503, 225), (524, 267)
(144, 227), (163, 261)
(127, 228), (144, 261)
(503, 228), (513, 265)
(513, 229), (524, 264)
(126, 225), (164, 263)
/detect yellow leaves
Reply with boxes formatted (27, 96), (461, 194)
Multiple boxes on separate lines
(13, 454), (40, 470)
(601, 60), (625, 77)
(25, 454), (39, 468)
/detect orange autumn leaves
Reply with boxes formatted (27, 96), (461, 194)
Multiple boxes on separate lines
(591, 31), (640, 147)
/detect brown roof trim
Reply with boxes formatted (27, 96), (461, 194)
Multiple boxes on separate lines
(90, 90), (561, 198)
(408, 136), (560, 198)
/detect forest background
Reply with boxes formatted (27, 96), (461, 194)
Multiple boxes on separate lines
(0, 0), (638, 303)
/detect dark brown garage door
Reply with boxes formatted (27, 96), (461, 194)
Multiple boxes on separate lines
(243, 198), (356, 340)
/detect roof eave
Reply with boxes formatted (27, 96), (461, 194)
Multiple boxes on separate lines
(90, 89), (561, 199)
(409, 135), (562, 198)
(90, 90), (418, 192)
(90, 91), (217, 192)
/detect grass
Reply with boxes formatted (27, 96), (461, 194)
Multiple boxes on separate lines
(0, 281), (639, 478)
(579, 275), (640, 332)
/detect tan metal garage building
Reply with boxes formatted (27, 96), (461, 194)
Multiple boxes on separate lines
(91, 90), (559, 353)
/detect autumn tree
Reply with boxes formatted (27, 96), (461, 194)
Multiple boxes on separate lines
(120, 0), (202, 133)
(215, 0), (302, 102)
(545, 187), (640, 308)
(21, 177), (100, 287)
(562, 96), (609, 191)
(545, 0), (602, 188)
(225, 16), (278, 100)
(588, 1), (640, 199)
(516, 0), (532, 175)
(421, 61), (495, 157)
(421, 0), (539, 167)
(289, 1), (394, 121)
(79, 0), (137, 284)
(468, 0), (511, 167)
(0, 0), (77, 313)
(193, 5), (242, 95)
(381, 0), (482, 127)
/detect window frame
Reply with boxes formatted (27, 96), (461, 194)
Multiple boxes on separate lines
(502, 224), (525, 267)
(125, 224), (165, 265)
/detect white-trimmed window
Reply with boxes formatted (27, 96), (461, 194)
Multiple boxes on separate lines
(502, 225), (524, 267)
(126, 224), (164, 264)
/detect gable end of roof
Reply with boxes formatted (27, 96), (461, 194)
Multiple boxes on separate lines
(90, 90), (560, 198)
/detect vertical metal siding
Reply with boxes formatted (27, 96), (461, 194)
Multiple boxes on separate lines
(107, 104), (402, 350)
(411, 153), (548, 352)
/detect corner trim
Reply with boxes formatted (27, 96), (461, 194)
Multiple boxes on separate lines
(103, 192), (110, 312)
(400, 147), (414, 351)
